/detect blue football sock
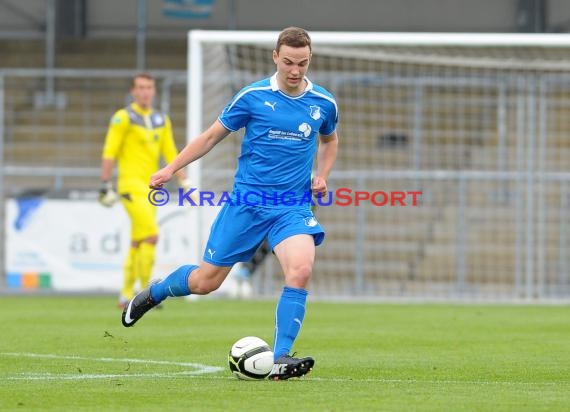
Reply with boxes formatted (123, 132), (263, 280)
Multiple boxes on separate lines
(150, 264), (197, 303)
(273, 286), (308, 361)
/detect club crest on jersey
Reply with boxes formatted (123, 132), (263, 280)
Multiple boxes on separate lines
(309, 105), (321, 120)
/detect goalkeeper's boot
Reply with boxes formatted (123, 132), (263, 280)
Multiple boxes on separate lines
(121, 280), (161, 327)
(267, 354), (315, 380)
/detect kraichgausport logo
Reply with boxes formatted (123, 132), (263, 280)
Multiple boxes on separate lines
(147, 188), (422, 207)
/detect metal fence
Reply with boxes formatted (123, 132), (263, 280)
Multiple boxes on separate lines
(2, 68), (570, 300)
(0, 68), (187, 285)
(199, 69), (570, 301)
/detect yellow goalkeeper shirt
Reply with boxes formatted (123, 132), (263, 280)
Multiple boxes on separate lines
(102, 103), (178, 193)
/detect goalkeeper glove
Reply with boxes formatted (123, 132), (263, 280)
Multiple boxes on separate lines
(178, 178), (199, 204)
(99, 181), (118, 207)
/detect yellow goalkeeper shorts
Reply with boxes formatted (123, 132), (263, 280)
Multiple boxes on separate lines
(120, 190), (159, 241)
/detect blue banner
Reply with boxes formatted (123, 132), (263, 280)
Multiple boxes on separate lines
(162, 0), (215, 19)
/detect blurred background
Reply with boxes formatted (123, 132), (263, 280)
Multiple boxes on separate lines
(1, 0), (570, 301)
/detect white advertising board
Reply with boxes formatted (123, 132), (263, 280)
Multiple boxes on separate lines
(4, 198), (220, 292)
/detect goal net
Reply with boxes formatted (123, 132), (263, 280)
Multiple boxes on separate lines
(187, 31), (570, 301)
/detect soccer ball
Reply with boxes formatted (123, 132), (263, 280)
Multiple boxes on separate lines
(228, 336), (274, 380)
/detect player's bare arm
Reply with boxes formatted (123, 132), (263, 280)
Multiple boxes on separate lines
(150, 120), (230, 188)
(100, 158), (115, 182)
(312, 131), (339, 196)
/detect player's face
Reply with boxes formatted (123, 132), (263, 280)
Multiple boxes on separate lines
(273, 45), (311, 95)
(131, 77), (155, 109)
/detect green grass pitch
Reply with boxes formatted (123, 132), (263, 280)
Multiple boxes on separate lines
(0, 296), (568, 411)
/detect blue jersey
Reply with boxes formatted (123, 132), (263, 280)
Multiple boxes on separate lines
(218, 73), (338, 206)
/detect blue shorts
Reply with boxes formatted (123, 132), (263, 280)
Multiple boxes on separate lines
(203, 204), (325, 266)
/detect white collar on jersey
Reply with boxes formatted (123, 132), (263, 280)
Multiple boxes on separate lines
(270, 73), (313, 93)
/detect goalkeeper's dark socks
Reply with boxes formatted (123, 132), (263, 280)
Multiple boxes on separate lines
(150, 264), (197, 303)
(273, 286), (308, 361)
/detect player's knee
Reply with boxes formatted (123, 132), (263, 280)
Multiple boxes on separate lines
(286, 263), (313, 287)
(143, 235), (159, 245)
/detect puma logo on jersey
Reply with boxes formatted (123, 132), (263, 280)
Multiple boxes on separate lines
(304, 217), (318, 227)
(264, 101), (277, 111)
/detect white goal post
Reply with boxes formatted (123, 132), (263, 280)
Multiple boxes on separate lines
(186, 30), (570, 300)
(187, 28), (570, 137)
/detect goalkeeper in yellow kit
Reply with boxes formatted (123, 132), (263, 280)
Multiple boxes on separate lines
(99, 72), (191, 308)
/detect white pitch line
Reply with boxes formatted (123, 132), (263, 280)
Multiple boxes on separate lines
(2, 353), (568, 386)
(6, 372), (216, 381)
(0, 352), (224, 381)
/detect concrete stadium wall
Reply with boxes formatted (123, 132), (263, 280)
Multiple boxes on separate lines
(1, 0), (570, 37)
(85, 0), (518, 34)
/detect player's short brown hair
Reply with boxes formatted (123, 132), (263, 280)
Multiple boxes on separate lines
(275, 27), (311, 53)
(131, 72), (155, 88)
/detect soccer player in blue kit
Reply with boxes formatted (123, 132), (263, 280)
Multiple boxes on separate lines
(122, 27), (339, 380)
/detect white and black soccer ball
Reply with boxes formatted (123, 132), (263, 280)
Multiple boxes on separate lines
(228, 336), (274, 380)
